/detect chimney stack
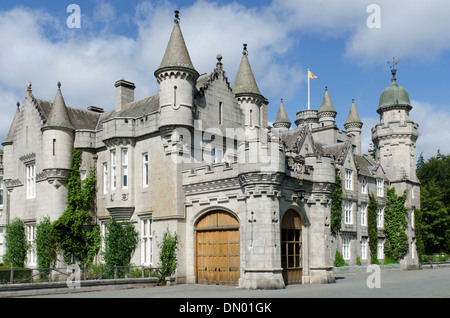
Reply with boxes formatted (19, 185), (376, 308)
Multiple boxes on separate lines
(115, 79), (136, 113)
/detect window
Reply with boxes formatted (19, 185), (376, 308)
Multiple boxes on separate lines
(218, 102), (223, 125)
(342, 237), (351, 260)
(143, 153), (149, 187)
(211, 147), (223, 164)
(52, 139), (56, 156)
(344, 201), (352, 224)
(122, 149), (128, 189)
(377, 207), (384, 228)
(376, 178), (383, 197)
(360, 203), (367, 226)
(377, 239), (384, 259)
(26, 164), (36, 199)
(361, 178), (367, 194)
(111, 151), (116, 190)
(140, 218), (153, 265)
(345, 169), (353, 190)
(0, 178), (3, 207)
(103, 163), (108, 194)
(361, 237), (368, 260)
(26, 224), (36, 265)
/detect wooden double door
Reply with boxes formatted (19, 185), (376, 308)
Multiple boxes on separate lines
(195, 211), (240, 286)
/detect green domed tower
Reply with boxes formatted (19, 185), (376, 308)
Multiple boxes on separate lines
(371, 61), (420, 269)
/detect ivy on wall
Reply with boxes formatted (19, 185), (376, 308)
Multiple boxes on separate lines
(384, 187), (409, 263)
(52, 149), (101, 265)
(331, 174), (343, 235)
(368, 192), (379, 264)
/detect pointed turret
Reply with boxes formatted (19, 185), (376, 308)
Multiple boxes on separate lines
(318, 86), (336, 127)
(41, 82), (74, 178)
(42, 82), (74, 132)
(344, 99), (363, 155)
(155, 10), (198, 77)
(273, 99), (291, 132)
(344, 99), (363, 129)
(156, 11), (198, 131)
(233, 44), (263, 98)
(233, 44), (264, 129)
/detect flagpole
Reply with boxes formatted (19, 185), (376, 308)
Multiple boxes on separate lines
(307, 68), (310, 110)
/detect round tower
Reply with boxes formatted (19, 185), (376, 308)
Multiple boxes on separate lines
(372, 66), (419, 182)
(344, 99), (363, 155)
(155, 11), (199, 132)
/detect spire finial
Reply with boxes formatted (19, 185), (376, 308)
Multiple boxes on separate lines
(16, 101), (20, 112)
(174, 10), (180, 24)
(387, 57), (401, 81)
(325, 85), (328, 91)
(26, 82), (32, 96)
(242, 43), (248, 56)
(352, 98), (355, 103)
(57, 81), (61, 89)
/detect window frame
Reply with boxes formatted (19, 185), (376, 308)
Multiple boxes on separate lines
(140, 217), (153, 266)
(26, 163), (36, 199)
(345, 169), (353, 190)
(122, 149), (128, 189)
(143, 153), (149, 188)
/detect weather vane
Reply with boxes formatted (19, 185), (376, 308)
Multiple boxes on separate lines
(387, 57), (401, 80)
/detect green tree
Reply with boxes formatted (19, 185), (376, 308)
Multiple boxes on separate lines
(4, 218), (28, 267)
(384, 188), (409, 262)
(102, 219), (139, 278)
(52, 149), (100, 264)
(416, 151), (450, 254)
(36, 217), (57, 276)
(368, 193), (379, 264)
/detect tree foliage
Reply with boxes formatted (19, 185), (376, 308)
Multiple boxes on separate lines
(36, 217), (57, 274)
(102, 219), (139, 278)
(416, 151), (450, 254)
(384, 188), (409, 262)
(4, 218), (28, 267)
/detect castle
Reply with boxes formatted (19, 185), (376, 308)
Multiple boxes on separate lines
(0, 11), (420, 289)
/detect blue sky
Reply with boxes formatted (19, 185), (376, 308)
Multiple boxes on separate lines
(0, 0), (449, 160)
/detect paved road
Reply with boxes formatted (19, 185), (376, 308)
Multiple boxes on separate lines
(26, 268), (450, 299)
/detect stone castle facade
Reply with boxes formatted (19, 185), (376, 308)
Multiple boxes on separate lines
(0, 11), (420, 289)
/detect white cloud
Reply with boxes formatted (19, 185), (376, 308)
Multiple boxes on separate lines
(409, 100), (450, 159)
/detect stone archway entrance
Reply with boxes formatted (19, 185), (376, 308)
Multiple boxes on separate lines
(195, 211), (240, 286)
(281, 209), (303, 285)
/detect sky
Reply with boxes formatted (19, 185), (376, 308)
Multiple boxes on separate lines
(0, 0), (449, 160)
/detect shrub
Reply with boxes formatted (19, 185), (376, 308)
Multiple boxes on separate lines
(334, 251), (348, 267)
(4, 218), (28, 267)
(158, 229), (179, 279)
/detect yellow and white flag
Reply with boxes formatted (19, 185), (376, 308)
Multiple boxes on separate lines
(308, 70), (318, 79)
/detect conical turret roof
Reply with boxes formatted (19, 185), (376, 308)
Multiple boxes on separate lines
(273, 99), (291, 127)
(43, 82), (74, 131)
(156, 11), (197, 74)
(344, 99), (363, 128)
(318, 86), (336, 114)
(232, 44), (263, 97)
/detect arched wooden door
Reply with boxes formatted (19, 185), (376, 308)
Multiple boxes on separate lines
(195, 211), (240, 286)
(281, 210), (303, 285)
